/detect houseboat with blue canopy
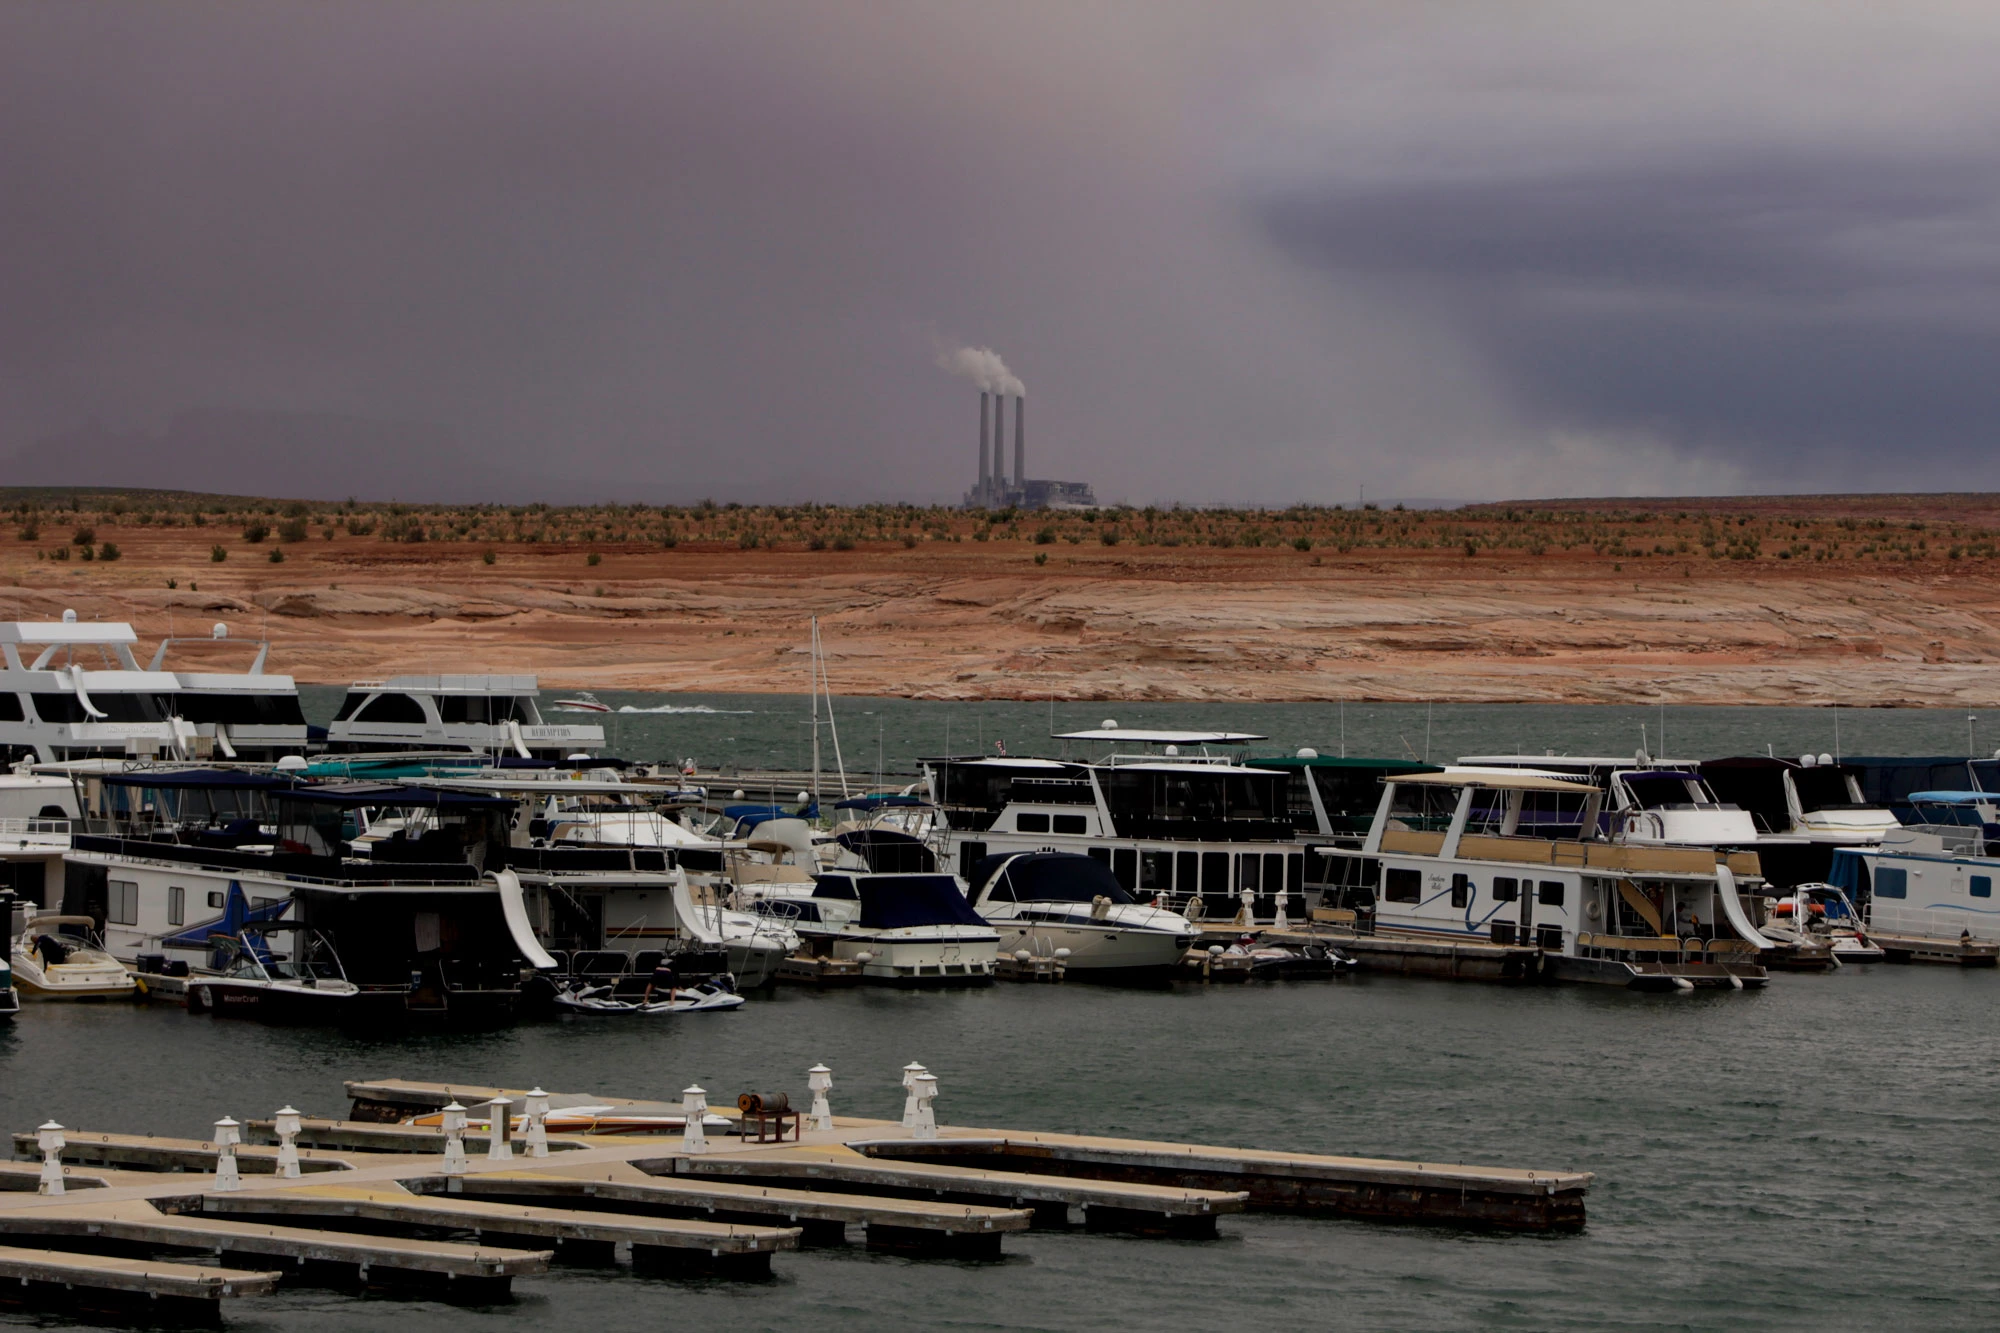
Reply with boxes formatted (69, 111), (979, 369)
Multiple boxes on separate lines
(1314, 769), (1775, 989)
(1826, 791), (2000, 965)
(64, 769), (554, 1021)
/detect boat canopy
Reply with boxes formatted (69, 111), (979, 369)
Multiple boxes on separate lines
(282, 783), (515, 810)
(1391, 771), (1594, 793)
(835, 829), (937, 874)
(1907, 791), (1999, 805)
(853, 875), (991, 930)
(1254, 756), (1441, 772)
(98, 769), (300, 792)
(1053, 728), (1265, 745)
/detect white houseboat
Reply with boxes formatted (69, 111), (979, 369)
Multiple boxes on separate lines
(0, 616), (194, 763)
(1827, 791), (2000, 965)
(1316, 770), (1773, 990)
(147, 624), (309, 761)
(326, 675), (604, 759)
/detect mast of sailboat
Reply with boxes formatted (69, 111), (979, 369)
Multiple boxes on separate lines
(817, 619), (849, 799)
(810, 618), (822, 812)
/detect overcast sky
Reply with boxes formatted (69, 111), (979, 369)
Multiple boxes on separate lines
(4, 2), (1997, 504)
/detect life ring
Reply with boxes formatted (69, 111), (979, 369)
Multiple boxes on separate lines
(1584, 899), (1602, 922)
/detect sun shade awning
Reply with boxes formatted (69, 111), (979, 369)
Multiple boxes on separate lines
(277, 783), (515, 810)
(1391, 771), (1594, 793)
(1053, 729), (1265, 744)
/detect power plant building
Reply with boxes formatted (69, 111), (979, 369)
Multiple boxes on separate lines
(962, 389), (1097, 510)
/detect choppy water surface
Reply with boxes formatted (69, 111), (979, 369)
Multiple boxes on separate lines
(3, 969), (1996, 1331)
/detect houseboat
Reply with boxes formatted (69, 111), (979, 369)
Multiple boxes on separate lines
(1827, 791), (2000, 964)
(147, 623), (310, 761)
(325, 675), (604, 759)
(926, 731), (1311, 926)
(1316, 769), (1772, 990)
(64, 770), (552, 1022)
(0, 616), (193, 763)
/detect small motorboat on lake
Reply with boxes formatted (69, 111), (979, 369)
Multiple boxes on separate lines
(184, 924), (363, 1020)
(10, 914), (138, 1000)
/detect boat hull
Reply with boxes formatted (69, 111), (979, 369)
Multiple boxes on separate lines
(828, 933), (999, 986)
(988, 920), (1187, 983)
(186, 978), (362, 1022)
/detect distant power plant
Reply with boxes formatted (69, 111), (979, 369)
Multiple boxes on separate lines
(962, 388), (1097, 510)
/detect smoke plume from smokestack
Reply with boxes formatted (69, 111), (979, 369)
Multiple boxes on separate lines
(937, 344), (1025, 398)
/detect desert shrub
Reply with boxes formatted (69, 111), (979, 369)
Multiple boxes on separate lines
(210, 545), (227, 562)
(242, 522), (269, 543)
(268, 547), (285, 563)
(277, 517), (308, 543)
(98, 542), (121, 561)
(586, 552), (602, 566)
(72, 526), (95, 545)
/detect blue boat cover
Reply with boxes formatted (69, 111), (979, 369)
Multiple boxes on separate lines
(1827, 848), (1869, 896)
(1907, 791), (1997, 804)
(99, 770), (298, 792)
(855, 875), (988, 930)
(833, 794), (925, 810)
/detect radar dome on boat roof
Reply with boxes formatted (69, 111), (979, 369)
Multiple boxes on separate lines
(275, 755), (307, 772)
(1101, 718), (1117, 729)
(61, 609), (75, 623)
(1298, 747), (1318, 759)
(1818, 753), (1833, 766)
(212, 622), (228, 639)
(1799, 753), (1815, 766)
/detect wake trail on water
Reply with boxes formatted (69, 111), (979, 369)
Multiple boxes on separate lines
(617, 704), (756, 715)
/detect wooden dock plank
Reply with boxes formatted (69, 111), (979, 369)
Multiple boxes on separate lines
(0, 1198), (549, 1277)
(0, 1242), (280, 1298)
(436, 1162), (1034, 1235)
(246, 1117), (588, 1155)
(664, 1145), (1247, 1217)
(203, 1183), (801, 1254)
(14, 1130), (355, 1174)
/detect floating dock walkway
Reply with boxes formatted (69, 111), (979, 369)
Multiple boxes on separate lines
(2, 1065), (1592, 1322)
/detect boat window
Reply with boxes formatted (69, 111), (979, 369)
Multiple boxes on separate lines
(0, 693), (21, 722)
(1873, 867), (1907, 898)
(957, 841), (988, 880)
(207, 891), (224, 908)
(1016, 812), (1050, 833)
(31, 691), (167, 723)
(353, 693), (428, 725)
(1139, 850), (1173, 890)
(1236, 854), (1261, 892)
(1112, 847), (1137, 890)
(332, 692), (367, 721)
(168, 886), (184, 926)
(1176, 850), (1199, 892)
(1201, 850), (1229, 893)
(1384, 867), (1421, 903)
(172, 693), (308, 726)
(1538, 880), (1565, 907)
(1087, 846), (1110, 869)
(1265, 853), (1286, 894)
(108, 879), (138, 926)
(1973, 876), (1993, 899)
(1493, 876), (1519, 902)
(1287, 854), (1303, 893)
(1053, 814), (1088, 835)
(1450, 873), (1470, 909)
(812, 874), (860, 900)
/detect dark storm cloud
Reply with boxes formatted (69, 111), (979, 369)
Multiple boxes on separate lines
(3, 2), (1999, 502)
(1262, 149), (2000, 471)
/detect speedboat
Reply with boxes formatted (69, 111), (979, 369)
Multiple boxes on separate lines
(746, 872), (1000, 986)
(10, 914), (138, 1000)
(966, 850), (1196, 982)
(185, 924), (363, 1020)
(552, 975), (744, 1014)
(551, 691), (613, 714)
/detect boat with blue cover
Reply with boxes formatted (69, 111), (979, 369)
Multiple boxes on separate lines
(1828, 792), (2000, 964)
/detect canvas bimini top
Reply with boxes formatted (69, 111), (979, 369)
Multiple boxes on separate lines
(1053, 729), (1266, 745)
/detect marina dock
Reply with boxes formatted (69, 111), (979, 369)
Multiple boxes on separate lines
(0, 1064), (1593, 1320)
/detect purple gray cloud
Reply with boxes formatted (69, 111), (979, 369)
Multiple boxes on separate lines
(2, 2), (1996, 503)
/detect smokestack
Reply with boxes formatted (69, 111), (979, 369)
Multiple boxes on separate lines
(978, 390), (990, 502)
(1013, 395), (1025, 496)
(991, 393), (1007, 494)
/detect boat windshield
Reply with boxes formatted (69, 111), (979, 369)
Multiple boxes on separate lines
(1793, 767), (1868, 812)
(1621, 773), (1722, 811)
(983, 853), (1135, 905)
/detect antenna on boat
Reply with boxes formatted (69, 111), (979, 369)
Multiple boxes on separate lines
(1340, 701), (1346, 759)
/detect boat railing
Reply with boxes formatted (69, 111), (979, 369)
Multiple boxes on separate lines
(0, 816), (71, 838)
(1895, 823), (1988, 856)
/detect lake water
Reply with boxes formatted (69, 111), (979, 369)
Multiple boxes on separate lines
(5, 697), (1996, 1329)
(3, 965), (1995, 1331)
(300, 689), (2000, 778)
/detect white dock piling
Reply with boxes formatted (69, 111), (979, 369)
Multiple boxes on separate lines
(681, 1086), (709, 1154)
(901, 1063), (927, 1128)
(273, 1107), (302, 1180)
(212, 1118), (241, 1192)
(36, 1122), (64, 1197)
(910, 1070), (939, 1141)
(440, 1102), (469, 1176)
(485, 1097), (514, 1161)
(807, 1064), (834, 1132)
(523, 1088), (550, 1158)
